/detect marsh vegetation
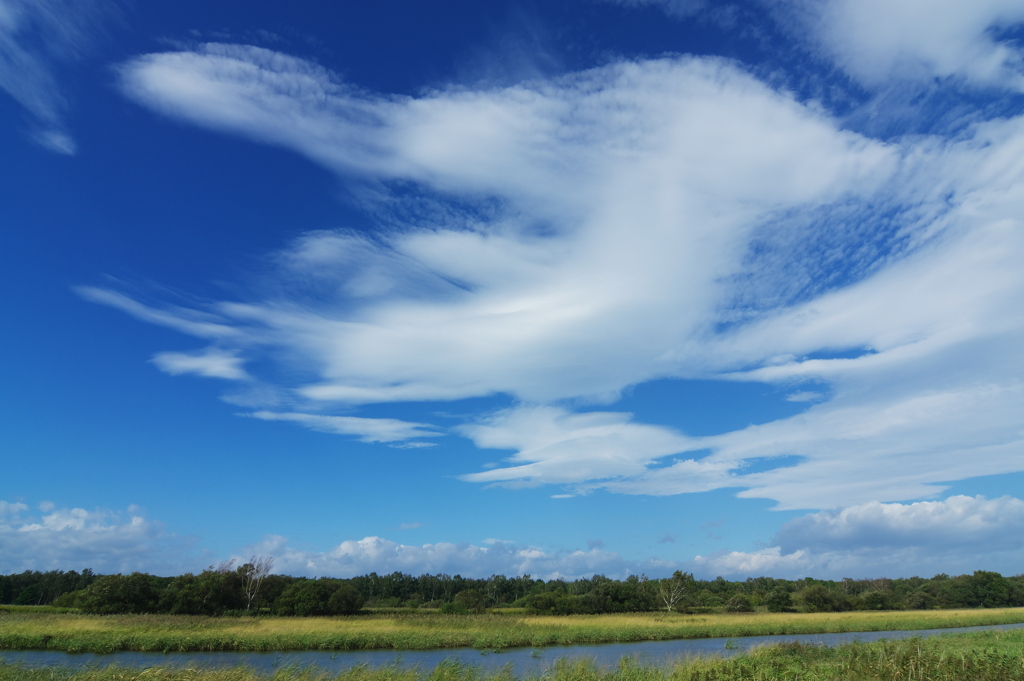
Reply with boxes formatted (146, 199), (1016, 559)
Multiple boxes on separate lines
(3, 608), (1024, 652)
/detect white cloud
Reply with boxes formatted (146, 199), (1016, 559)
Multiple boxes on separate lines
(235, 534), (670, 580)
(781, 0), (1024, 89)
(75, 286), (243, 339)
(627, 0), (1024, 91)
(105, 44), (893, 407)
(784, 391), (821, 402)
(774, 495), (1024, 553)
(0, 501), (28, 516)
(5, 496), (1020, 580)
(151, 348), (250, 380)
(389, 441), (438, 450)
(459, 406), (700, 487)
(694, 496), (1024, 579)
(234, 496), (1024, 580)
(248, 410), (442, 444)
(0, 500), (201, 574)
(89, 42), (1024, 512)
(0, 0), (118, 152)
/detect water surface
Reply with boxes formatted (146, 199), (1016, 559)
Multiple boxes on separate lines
(4, 621), (1024, 675)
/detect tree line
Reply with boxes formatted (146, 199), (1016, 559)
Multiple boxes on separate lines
(2, 562), (1023, 616)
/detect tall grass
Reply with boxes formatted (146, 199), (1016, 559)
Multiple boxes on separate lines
(3, 629), (1024, 680)
(2, 608), (1024, 653)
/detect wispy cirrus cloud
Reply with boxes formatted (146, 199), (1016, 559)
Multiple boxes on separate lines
(151, 348), (250, 380)
(628, 0), (1024, 91)
(104, 43), (893, 410)
(73, 36), (1024, 512)
(248, 411), (442, 444)
(778, 0), (1024, 90)
(458, 405), (735, 494)
(0, 0), (121, 153)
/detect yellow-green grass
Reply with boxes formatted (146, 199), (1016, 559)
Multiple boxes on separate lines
(0, 605), (79, 614)
(3, 628), (1024, 680)
(3, 608), (1024, 653)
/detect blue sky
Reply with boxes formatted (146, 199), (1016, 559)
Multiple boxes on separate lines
(3, 0), (1024, 581)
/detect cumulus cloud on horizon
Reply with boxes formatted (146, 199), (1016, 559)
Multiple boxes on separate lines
(0, 500), (202, 575)
(238, 495), (1024, 580)
(5, 495), (1023, 579)
(694, 495), (1024, 579)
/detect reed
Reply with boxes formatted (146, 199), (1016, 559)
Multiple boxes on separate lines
(2, 608), (1023, 653)
(2, 629), (1024, 680)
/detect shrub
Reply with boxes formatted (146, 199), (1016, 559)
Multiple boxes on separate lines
(798, 585), (850, 613)
(726, 594), (753, 612)
(440, 601), (470, 614)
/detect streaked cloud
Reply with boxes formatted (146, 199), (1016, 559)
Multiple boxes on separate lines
(248, 411), (442, 444)
(0, 0), (120, 153)
(784, 391), (821, 402)
(151, 348), (250, 380)
(782, 0), (1024, 89)
(631, 0), (1024, 91)
(458, 406), (701, 488)
(75, 34), (1024, 512)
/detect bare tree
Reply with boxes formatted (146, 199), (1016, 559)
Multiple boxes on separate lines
(241, 555), (274, 612)
(657, 571), (694, 612)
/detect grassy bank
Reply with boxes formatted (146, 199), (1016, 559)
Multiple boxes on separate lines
(3, 628), (1024, 680)
(3, 608), (1024, 653)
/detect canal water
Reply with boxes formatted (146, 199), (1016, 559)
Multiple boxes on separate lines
(3, 622), (1024, 675)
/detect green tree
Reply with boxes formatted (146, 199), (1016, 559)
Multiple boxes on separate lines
(764, 588), (792, 612)
(11, 583), (41, 606)
(798, 585), (849, 613)
(327, 584), (364, 615)
(79, 573), (159, 614)
(158, 566), (245, 615)
(725, 593), (753, 612)
(453, 588), (486, 613)
(275, 579), (339, 616)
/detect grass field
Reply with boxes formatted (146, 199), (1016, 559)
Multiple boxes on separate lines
(3, 628), (1024, 680)
(2, 608), (1024, 653)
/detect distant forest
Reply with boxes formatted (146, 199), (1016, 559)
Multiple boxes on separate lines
(2, 563), (1022, 616)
